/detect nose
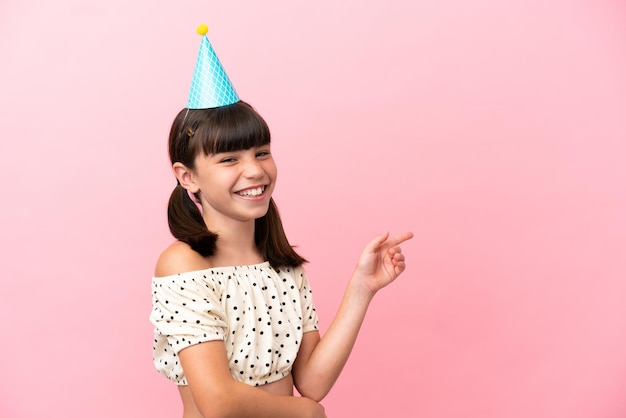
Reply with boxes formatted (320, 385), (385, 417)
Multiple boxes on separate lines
(243, 157), (264, 179)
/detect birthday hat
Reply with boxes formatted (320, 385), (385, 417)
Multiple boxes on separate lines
(187, 24), (240, 109)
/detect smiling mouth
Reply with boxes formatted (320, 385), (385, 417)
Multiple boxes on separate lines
(236, 186), (266, 197)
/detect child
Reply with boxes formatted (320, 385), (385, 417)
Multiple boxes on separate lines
(150, 25), (413, 418)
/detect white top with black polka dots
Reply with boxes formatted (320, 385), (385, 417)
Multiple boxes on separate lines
(150, 262), (319, 386)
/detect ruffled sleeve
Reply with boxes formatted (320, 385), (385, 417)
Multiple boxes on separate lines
(151, 272), (228, 353)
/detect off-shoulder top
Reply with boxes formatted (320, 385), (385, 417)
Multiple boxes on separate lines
(150, 262), (319, 386)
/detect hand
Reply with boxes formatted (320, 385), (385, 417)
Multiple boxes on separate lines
(354, 231), (414, 295)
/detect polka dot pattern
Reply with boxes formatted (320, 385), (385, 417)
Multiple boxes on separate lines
(150, 262), (319, 386)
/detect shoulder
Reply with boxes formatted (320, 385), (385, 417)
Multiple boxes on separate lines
(278, 264), (309, 287)
(154, 241), (212, 278)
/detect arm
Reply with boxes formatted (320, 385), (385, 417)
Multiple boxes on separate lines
(179, 341), (325, 418)
(292, 231), (413, 401)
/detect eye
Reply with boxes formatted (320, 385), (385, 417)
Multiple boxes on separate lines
(256, 150), (271, 158)
(219, 156), (237, 163)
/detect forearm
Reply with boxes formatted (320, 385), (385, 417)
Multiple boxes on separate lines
(192, 379), (320, 418)
(180, 341), (324, 418)
(295, 274), (375, 401)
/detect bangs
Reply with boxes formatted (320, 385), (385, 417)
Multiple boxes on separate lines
(194, 102), (271, 155)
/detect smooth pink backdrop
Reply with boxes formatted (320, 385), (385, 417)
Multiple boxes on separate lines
(1, 1), (625, 417)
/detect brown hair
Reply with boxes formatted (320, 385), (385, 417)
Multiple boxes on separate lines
(166, 101), (306, 268)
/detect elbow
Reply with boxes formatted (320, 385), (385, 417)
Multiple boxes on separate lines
(194, 389), (240, 418)
(195, 402), (226, 418)
(305, 392), (327, 403)
(294, 377), (331, 402)
(297, 386), (329, 403)
(197, 405), (235, 418)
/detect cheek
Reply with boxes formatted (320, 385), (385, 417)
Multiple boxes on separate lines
(267, 161), (278, 180)
(198, 172), (231, 196)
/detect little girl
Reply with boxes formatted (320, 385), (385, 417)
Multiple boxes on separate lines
(150, 26), (412, 418)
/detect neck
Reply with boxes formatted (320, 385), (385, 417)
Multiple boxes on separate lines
(204, 217), (263, 267)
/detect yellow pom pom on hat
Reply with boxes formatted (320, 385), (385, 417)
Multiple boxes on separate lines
(196, 24), (208, 35)
(187, 23), (240, 109)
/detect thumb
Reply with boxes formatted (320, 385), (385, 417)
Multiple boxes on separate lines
(363, 231), (390, 253)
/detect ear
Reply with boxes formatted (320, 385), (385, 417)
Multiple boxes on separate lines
(172, 162), (200, 194)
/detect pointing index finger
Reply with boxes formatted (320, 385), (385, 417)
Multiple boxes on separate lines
(387, 232), (414, 248)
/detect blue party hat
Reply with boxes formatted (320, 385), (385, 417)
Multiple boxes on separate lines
(187, 24), (240, 109)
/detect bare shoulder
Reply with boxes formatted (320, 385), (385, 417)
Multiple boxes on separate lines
(154, 241), (212, 277)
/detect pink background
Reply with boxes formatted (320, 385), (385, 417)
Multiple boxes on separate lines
(1, 0), (625, 417)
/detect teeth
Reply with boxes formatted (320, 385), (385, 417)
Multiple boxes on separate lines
(238, 186), (264, 197)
